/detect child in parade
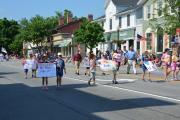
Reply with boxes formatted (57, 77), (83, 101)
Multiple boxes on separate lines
(55, 53), (66, 87)
(21, 56), (29, 79)
(29, 54), (38, 78)
(88, 53), (96, 85)
(83, 53), (90, 76)
(112, 57), (118, 84)
(171, 51), (179, 80)
(39, 54), (49, 90)
(161, 48), (171, 81)
(141, 51), (151, 81)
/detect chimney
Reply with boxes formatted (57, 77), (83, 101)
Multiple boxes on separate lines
(58, 17), (64, 26)
(88, 14), (93, 21)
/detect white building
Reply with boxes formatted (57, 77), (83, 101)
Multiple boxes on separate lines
(94, 0), (140, 53)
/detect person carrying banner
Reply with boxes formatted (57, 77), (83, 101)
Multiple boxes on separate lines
(55, 53), (66, 87)
(88, 53), (96, 85)
(141, 51), (151, 81)
(39, 54), (49, 90)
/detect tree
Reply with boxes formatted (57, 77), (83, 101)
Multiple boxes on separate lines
(19, 15), (58, 53)
(151, 0), (180, 35)
(0, 18), (19, 53)
(8, 34), (23, 55)
(74, 18), (105, 52)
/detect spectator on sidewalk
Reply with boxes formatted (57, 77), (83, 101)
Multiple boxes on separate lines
(125, 46), (137, 75)
(73, 50), (82, 75)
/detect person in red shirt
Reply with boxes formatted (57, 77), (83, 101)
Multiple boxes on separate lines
(73, 50), (82, 75)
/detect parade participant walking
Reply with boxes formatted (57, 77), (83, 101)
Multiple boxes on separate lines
(39, 54), (49, 90)
(88, 53), (96, 85)
(112, 57), (118, 84)
(161, 48), (171, 81)
(21, 56), (29, 79)
(82, 53), (90, 76)
(171, 51), (179, 80)
(126, 46), (137, 74)
(141, 51), (151, 81)
(116, 49), (123, 71)
(55, 53), (66, 87)
(0, 53), (4, 62)
(29, 54), (38, 78)
(73, 50), (82, 75)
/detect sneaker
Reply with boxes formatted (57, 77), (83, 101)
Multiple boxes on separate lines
(114, 81), (118, 84)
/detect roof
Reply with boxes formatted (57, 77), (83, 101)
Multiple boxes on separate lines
(93, 15), (105, 21)
(105, 0), (140, 8)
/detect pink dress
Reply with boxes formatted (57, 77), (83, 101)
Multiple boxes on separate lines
(161, 53), (170, 67)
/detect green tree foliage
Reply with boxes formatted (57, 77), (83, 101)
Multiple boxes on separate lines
(74, 18), (105, 52)
(18, 15), (58, 52)
(8, 34), (23, 54)
(163, 0), (180, 34)
(0, 18), (19, 52)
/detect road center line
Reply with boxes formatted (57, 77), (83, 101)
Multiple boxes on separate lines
(64, 76), (180, 103)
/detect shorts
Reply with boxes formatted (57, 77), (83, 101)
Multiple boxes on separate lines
(90, 71), (96, 80)
(141, 64), (147, 72)
(24, 69), (28, 73)
(171, 62), (177, 71)
(57, 69), (63, 77)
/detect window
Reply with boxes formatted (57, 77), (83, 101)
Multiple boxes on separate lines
(101, 21), (104, 27)
(158, 0), (163, 16)
(119, 17), (122, 28)
(127, 14), (130, 26)
(147, 5), (151, 19)
(146, 33), (152, 50)
(109, 19), (112, 30)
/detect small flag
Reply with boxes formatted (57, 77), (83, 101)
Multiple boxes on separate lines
(137, 34), (145, 41)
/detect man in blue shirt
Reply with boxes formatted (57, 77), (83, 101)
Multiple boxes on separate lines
(125, 46), (137, 74)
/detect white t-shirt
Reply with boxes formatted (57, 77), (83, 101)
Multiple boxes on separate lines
(28, 59), (37, 70)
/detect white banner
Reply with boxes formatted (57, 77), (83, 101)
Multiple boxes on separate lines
(144, 61), (157, 72)
(82, 58), (90, 67)
(98, 60), (116, 71)
(37, 63), (56, 77)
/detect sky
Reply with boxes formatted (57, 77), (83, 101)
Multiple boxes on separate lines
(0, 0), (105, 21)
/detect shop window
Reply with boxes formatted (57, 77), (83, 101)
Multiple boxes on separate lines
(147, 5), (151, 19)
(146, 33), (152, 50)
(119, 17), (122, 28)
(127, 14), (130, 26)
(109, 19), (112, 30)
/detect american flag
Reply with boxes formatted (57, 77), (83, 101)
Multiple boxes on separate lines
(137, 34), (145, 41)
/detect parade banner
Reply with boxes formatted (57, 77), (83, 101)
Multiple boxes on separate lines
(98, 60), (116, 71)
(37, 63), (56, 77)
(82, 58), (90, 67)
(144, 61), (157, 72)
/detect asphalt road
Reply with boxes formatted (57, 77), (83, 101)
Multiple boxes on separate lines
(0, 60), (180, 120)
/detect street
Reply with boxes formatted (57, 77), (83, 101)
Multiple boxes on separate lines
(0, 60), (180, 120)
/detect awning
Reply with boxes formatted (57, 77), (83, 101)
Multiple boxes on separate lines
(58, 40), (71, 47)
